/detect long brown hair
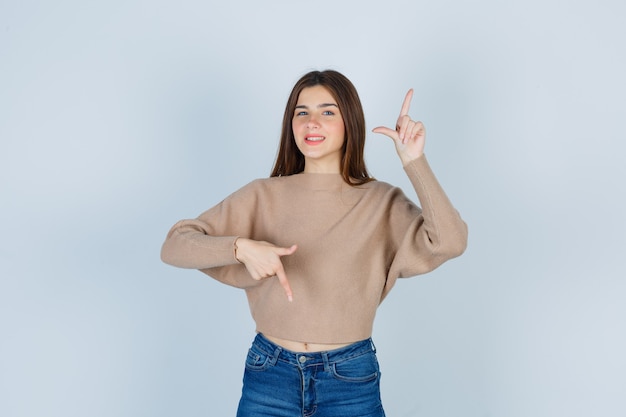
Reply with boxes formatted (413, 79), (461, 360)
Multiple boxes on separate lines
(270, 70), (374, 185)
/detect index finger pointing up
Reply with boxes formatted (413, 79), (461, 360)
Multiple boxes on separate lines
(400, 88), (414, 117)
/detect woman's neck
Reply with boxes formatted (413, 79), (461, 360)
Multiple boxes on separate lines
(303, 160), (341, 174)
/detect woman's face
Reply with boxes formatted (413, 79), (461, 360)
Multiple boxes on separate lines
(292, 85), (345, 173)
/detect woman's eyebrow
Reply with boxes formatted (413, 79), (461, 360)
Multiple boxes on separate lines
(295, 103), (339, 109)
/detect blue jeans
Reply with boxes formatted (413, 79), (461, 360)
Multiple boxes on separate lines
(236, 333), (386, 417)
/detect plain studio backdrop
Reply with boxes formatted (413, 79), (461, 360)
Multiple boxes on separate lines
(1, 1), (624, 416)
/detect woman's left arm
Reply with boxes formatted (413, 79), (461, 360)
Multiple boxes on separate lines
(374, 89), (468, 275)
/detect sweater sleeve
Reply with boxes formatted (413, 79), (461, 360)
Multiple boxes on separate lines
(160, 219), (240, 269)
(160, 181), (262, 289)
(387, 154), (468, 279)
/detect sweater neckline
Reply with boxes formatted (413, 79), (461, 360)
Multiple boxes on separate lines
(292, 172), (346, 191)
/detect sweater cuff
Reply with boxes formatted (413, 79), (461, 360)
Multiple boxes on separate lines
(402, 154), (431, 179)
(402, 153), (441, 203)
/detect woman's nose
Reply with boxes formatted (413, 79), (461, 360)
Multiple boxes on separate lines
(307, 117), (320, 129)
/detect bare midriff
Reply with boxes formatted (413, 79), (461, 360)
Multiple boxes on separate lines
(263, 334), (352, 353)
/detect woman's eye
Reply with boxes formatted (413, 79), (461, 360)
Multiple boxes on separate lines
(296, 111), (307, 116)
(323, 110), (334, 116)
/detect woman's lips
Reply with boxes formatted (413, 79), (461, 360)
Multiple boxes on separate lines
(305, 135), (325, 145)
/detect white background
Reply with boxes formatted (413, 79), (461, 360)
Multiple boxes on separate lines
(1, 1), (625, 416)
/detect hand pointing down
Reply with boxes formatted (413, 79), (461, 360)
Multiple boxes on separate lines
(234, 238), (298, 302)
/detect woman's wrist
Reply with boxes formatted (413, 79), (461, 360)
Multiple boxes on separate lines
(400, 151), (424, 166)
(234, 238), (245, 263)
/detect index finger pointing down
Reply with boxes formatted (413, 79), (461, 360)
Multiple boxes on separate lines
(276, 266), (293, 302)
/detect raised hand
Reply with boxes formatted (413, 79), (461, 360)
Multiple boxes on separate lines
(234, 238), (298, 302)
(372, 89), (426, 165)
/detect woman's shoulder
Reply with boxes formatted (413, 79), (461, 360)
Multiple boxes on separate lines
(355, 178), (402, 195)
(230, 175), (299, 197)
(357, 180), (417, 211)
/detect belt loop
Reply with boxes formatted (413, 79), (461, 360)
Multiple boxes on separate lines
(370, 338), (376, 352)
(321, 351), (330, 372)
(270, 345), (282, 366)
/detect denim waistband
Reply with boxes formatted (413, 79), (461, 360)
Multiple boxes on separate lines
(251, 333), (377, 367)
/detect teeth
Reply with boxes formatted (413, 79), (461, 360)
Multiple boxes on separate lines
(307, 137), (324, 141)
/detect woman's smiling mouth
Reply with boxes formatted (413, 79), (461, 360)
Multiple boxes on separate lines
(305, 135), (325, 143)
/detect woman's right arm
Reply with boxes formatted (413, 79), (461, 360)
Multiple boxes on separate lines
(161, 220), (297, 300)
(160, 182), (297, 300)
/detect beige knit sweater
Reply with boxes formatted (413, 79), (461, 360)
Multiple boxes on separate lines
(161, 155), (467, 344)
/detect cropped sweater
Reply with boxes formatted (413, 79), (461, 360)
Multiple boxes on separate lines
(161, 155), (468, 344)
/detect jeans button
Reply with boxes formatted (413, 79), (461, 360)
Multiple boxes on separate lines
(299, 355), (307, 363)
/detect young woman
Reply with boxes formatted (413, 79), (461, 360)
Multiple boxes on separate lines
(161, 70), (468, 417)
